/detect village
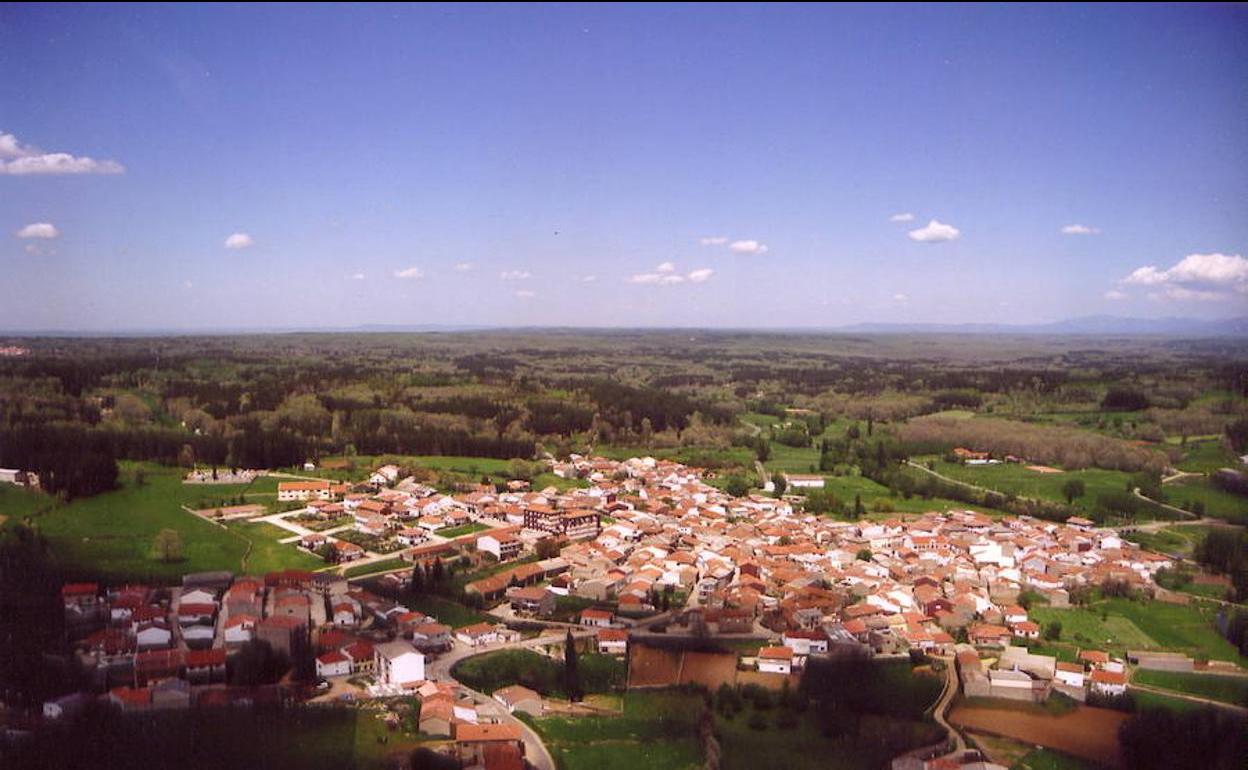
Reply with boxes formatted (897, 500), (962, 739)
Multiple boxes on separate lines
(26, 450), (1217, 770)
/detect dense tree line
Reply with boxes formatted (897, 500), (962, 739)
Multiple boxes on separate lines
(1118, 706), (1246, 770)
(0, 425), (118, 499)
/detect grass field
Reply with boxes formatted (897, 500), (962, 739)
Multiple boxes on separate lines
(1129, 688), (1208, 713)
(715, 702), (943, 770)
(1031, 598), (1246, 665)
(438, 522), (491, 539)
(401, 594), (489, 628)
(343, 557), (410, 578)
(1176, 440), (1240, 474)
(1164, 477), (1248, 524)
(525, 689), (702, 770)
(25, 463), (265, 581)
(1131, 669), (1248, 706)
(1011, 747), (1105, 770)
(922, 459), (1131, 515)
(0, 484), (54, 522)
(226, 520), (324, 574)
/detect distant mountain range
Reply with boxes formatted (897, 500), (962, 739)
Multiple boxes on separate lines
(837, 315), (1248, 335)
(5, 316), (1248, 337)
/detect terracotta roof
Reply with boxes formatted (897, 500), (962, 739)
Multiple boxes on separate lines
(456, 722), (523, 742)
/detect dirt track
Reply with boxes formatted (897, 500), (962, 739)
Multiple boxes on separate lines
(949, 705), (1127, 767)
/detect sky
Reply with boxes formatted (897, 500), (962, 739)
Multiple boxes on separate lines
(1, 3), (1246, 331)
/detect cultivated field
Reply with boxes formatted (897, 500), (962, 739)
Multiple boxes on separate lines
(949, 704), (1128, 767)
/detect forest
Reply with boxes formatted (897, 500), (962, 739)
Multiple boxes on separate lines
(0, 331), (1244, 513)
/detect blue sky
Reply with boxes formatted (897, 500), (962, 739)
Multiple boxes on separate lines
(2, 3), (1246, 330)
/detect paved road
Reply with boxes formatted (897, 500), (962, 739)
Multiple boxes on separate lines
(424, 631), (596, 770)
(930, 655), (966, 753)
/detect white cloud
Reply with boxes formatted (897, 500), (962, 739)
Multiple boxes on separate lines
(351, 273), (365, 280)
(15, 222), (59, 239)
(656, 261), (676, 273)
(0, 131), (125, 175)
(1061, 224), (1101, 235)
(23, 242), (55, 256)
(1104, 289), (1127, 301)
(514, 289), (536, 298)
(581, 275), (597, 283)
(889, 213), (915, 222)
(628, 272), (685, 285)
(183, 280), (194, 289)
(224, 232), (254, 250)
(893, 293), (909, 302)
(729, 239), (769, 254)
(907, 219), (961, 243)
(687, 268), (714, 283)
(699, 236), (728, 246)
(454, 262), (474, 272)
(1122, 253), (1248, 301)
(394, 266), (424, 280)
(499, 270), (531, 281)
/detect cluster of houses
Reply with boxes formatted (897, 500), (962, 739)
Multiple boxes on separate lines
(957, 644), (1128, 703)
(395, 454), (1173, 682)
(50, 567), (490, 719)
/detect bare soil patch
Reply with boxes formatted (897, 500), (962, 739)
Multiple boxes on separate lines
(950, 704), (1127, 767)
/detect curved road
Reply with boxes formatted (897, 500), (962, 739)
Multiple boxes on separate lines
(425, 630), (598, 770)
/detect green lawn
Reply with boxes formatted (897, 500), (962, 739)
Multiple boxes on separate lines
(0, 484), (54, 522)
(20, 463), (328, 582)
(527, 690), (703, 770)
(1164, 477), (1248, 524)
(226, 520), (324, 574)
(438, 522), (491, 539)
(1032, 598), (1246, 665)
(923, 459), (1131, 515)
(819, 474), (1002, 516)
(1176, 440), (1240, 474)
(1124, 527), (1196, 557)
(1129, 689), (1207, 713)
(715, 702), (943, 770)
(402, 594), (489, 628)
(1012, 747), (1104, 770)
(343, 557), (411, 578)
(1132, 669), (1248, 706)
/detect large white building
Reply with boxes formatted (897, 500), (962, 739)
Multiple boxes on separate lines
(784, 473), (825, 489)
(478, 532), (523, 561)
(374, 640), (425, 686)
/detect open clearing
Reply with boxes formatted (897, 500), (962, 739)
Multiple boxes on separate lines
(950, 704), (1127, 767)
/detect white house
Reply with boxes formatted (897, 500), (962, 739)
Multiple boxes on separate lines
(316, 650), (353, 678)
(224, 615), (255, 645)
(181, 588), (217, 606)
(136, 624), (172, 650)
(478, 532), (523, 561)
(1054, 662), (1085, 688)
(374, 640), (425, 686)
(456, 623), (499, 647)
(369, 465), (401, 486)
(757, 646), (794, 675)
(1090, 669), (1127, 696)
(579, 608), (615, 628)
(597, 628), (628, 656)
(784, 473), (825, 489)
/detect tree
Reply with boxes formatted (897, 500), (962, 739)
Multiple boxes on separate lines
(771, 472), (787, 497)
(152, 528), (183, 562)
(724, 475), (750, 497)
(1062, 479), (1086, 504)
(315, 543), (337, 563)
(856, 549), (872, 562)
(1044, 621), (1062, 641)
(853, 494), (865, 518)
(563, 630), (582, 701)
